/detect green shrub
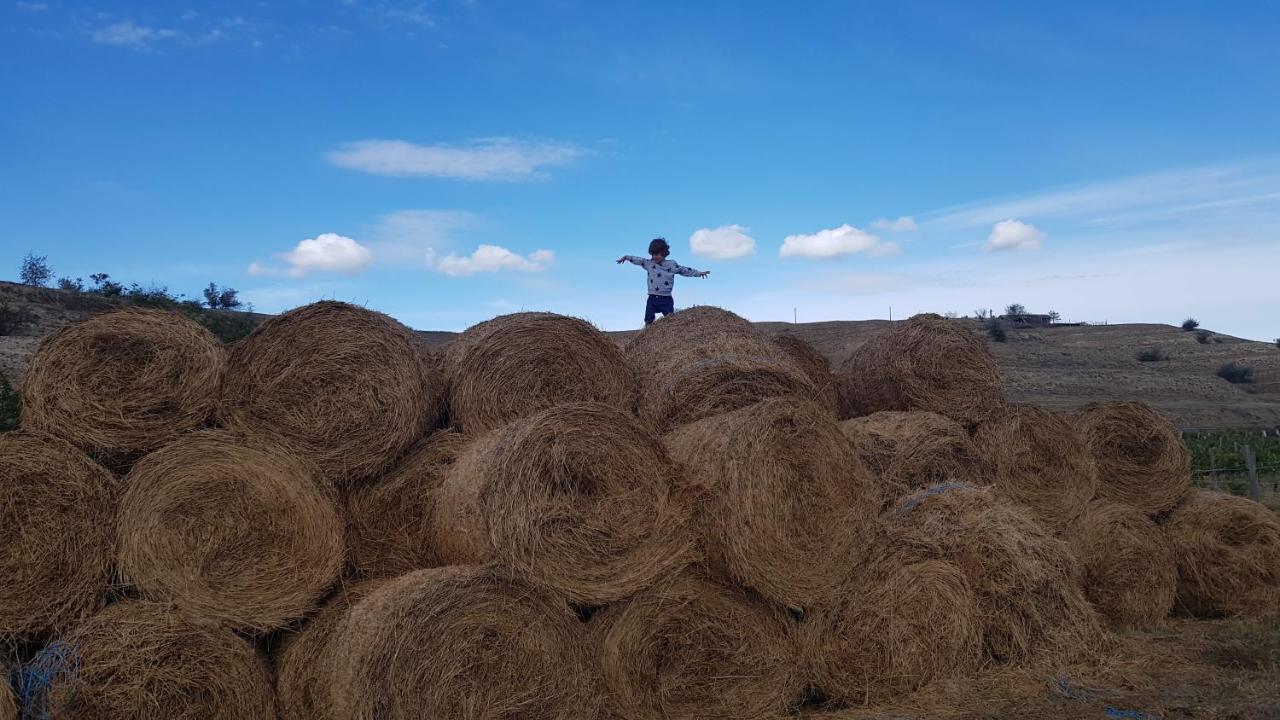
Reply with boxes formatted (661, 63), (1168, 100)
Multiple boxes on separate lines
(1181, 317), (1200, 331)
(195, 311), (257, 345)
(986, 319), (1007, 342)
(0, 372), (18, 432)
(1217, 362), (1254, 384)
(1136, 347), (1169, 362)
(1275, 338), (1280, 349)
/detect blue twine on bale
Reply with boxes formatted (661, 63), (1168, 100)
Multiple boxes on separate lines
(17, 641), (79, 720)
(896, 481), (966, 516)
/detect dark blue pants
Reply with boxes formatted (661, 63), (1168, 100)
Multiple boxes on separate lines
(644, 294), (674, 324)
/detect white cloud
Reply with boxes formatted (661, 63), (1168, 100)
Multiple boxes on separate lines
(985, 219), (1045, 252)
(16, 2), (49, 11)
(872, 216), (918, 232)
(325, 138), (585, 181)
(368, 208), (477, 265)
(779, 224), (900, 259)
(434, 245), (554, 276)
(91, 21), (177, 48)
(689, 224), (756, 260)
(248, 233), (374, 278)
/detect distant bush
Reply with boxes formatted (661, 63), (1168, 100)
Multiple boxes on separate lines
(195, 311), (257, 344)
(203, 283), (243, 310)
(0, 372), (17, 432)
(986, 319), (1007, 342)
(1047, 310), (1061, 323)
(1217, 362), (1254, 384)
(0, 300), (36, 336)
(19, 253), (53, 287)
(1136, 347), (1169, 362)
(1196, 330), (1212, 344)
(57, 276), (84, 292)
(1275, 338), (1280, 349)
(1005, 303), (1027, 316)
(1181, 317), (1200, 331)
(90, 273), (123, 297)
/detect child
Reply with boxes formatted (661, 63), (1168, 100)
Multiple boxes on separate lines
(616, 237), (710, 325)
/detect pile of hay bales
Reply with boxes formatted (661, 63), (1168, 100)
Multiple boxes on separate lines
(3, 301), (1278, 718)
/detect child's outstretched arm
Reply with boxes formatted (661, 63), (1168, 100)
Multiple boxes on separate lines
(672, 262), (710, 278)
(616, 255), (646, 266)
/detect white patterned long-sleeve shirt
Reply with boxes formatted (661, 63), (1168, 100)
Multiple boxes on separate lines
(621, 256), (704, 296)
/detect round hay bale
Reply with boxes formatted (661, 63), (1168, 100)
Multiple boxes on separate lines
(1074, 401), (1191, 517)
(808, 557), (983, 705)
(839, 410), (979, 505)
(886, 482), (1105, 664)
(836, 313), (1005, 427)
(972, 403), (1098, 530)
(0, 433), (115, 639)
(1067, 500), (1176, 628)
(432, 402), (696, 604)
(329, 565), (600, 720)
(0, 668), (14, 720)
(117, 431), (344, 632)
(443, 312), (637, 434)
(27, 601), (275, 720)
(20, 308), (226, 466)
(1165, 490), (1280, 619)
(219, 300), (445, 487)
(624, 306), (821, 432)
(771, 333), (838, 414)
(345, 430), (468, 580)
(664, 398), (880, 610)
(591, 571), (802, 720)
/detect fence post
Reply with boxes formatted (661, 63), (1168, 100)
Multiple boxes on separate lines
(1210, 449), (1219, 491)
(1243, 445), (1261, 502)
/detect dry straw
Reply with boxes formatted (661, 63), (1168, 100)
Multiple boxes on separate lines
(664, 398), (880, 610)
(624, 306), (820, 432)
(1074, 402), (1191, 517)
(836, 313), (1006, 427)
(443, 312), (638, 434)
(0, 433), (115, 640)
(1165, 490), (1280, 619)
(219, 301), (445, 487)
(329, 565), (600, 720)
(840, 410), (979, 506)
(887, 483), (1105, 664)
(972, 403), (1098, 530)
(771, 333), (838, 415)
(344, 430), (468, 580)
(117, 431), (344, 633)
(0, 666), (14, 720)
(433, 402), (696, 605)
(20, 308), (226, 467)
(808, 556), (983, 705)
(33, 601), (275, 720)
(1067, 500), (1176, 628)
(591, 571), (803, 720)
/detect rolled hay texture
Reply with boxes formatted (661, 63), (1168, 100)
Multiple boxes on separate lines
(432, 402), (696, 604)
(345, 430), (468, 580)
(1, 668), (14, 720)
(26, 601), (275, 720)
(117, 431), (344, 632)
(836, 313), (1005, 427)
(808, 557), (983, 705)
(771, 333), (838, 415)
(0, 433), (115, 640)
(1067, 500), (1176, 628)
(1165, 490), (1280, 619)
(443, 312), (638, 435)
(886, 482), (1105, 664)
(592, 571), (803, 720)
(219, 300), (445, 487)
(1074, 402), (1191, 518)
(664, 398), (880, 610)
(277, 581), (385, 720)
(624, 306), (821, 432)
(839, 410), (979, 505)
(20, 308), (226, 466)
(329, 566), (600, 720)
(972, 403), (1098, 530)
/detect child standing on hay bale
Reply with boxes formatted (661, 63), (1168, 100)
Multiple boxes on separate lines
(617, 237), (710, 325)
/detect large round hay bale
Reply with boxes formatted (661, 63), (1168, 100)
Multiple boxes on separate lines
(433, 402), (695, 604)
(886, 482), (1105, 663)
(345, 430), (468, 580)
(20, 308), (226, 466)
(0, 433), (115, 640)
(839, 410), (979, 505)
(26, 601), (275, 719)
(117, 431), (344, 632)
(808, 557), (983, 704)
(591, 571), (802, 720)
(329, 566), (600, 720)
(664, 398), (880, 610)
(219, 301), (445, 486)
(624, 306), (821, 432)
(771, 332), (838, 414)
(1074, 402), (1191, 517)
(1165, 490), (1280, 619)
(972, 403), (1098, 530)
(1067, 500), (1176, 628)
(443, 312), (637, 434)
(836, 313), (1005, 427)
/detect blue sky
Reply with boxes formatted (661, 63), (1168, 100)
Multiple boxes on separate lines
(3, 1), (1279, 338)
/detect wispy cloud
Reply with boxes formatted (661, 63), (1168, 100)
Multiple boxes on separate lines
(690, 224), (756, 260)
(92, 21), (178, 49)
(367, 209), (478, 265)
(16, 2), (48, 11)
(435, 246), (554, 276)
(326, 138), (586, 181)
(779, 224), (900, 259)
(872, 216), (918, 232)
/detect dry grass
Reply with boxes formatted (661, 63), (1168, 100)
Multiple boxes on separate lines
(1165, 489), (1280, 619)
(0, 432), (115, 640)
(1074, 401), (1191, 518)
(117, 431), (344, 633)
(771, 332), (838, 415)
(0, 665), (14, 720)
(1067, 499), (1177, 628)
(20, 308), (226, 467)
(839, 410), (979, 506)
